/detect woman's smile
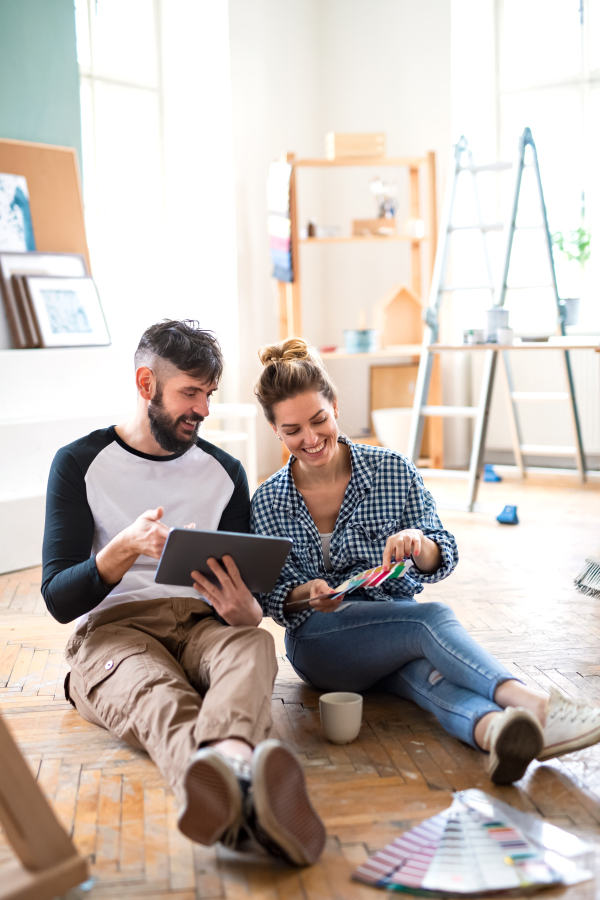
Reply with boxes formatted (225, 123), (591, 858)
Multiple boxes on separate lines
(302, 440), (327, 457)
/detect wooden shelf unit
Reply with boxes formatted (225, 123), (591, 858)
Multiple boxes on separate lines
(276, 149), (443, 466)
(321, 344), (423, 360)
(300, 235), (428, 245)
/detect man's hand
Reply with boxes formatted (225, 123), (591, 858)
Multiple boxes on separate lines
(382, 528), (442, 574)
(126, 507), (170, 558)
(192, 555), (263, 626)
(96, 507), (196, 586)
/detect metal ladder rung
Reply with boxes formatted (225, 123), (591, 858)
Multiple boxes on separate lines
(448, 223), (504, 233)
(458, 162), (512, 173)
(511, 391), (569, 401)
(520, 444), (576, 456)
(421, 406), (479, 418)
(505, 283), (554, 290)
(441, 284), (494, 292)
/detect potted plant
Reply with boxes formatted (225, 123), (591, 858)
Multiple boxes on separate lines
(551, 225), (591, 326)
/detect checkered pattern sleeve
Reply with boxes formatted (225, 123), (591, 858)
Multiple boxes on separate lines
(250, 480), (316, 630)
(399, 468), (458, 584)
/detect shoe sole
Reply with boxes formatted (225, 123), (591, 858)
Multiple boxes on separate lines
(177, 751), (241, 845)
(489, 713), (544, 785)
(252, 740), (326, 866)
(538, 722), (600, 761)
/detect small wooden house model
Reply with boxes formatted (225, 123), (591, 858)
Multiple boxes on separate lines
(373, 284), (423, 347)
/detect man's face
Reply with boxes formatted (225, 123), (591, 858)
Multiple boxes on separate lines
(147, 371), (217, 453)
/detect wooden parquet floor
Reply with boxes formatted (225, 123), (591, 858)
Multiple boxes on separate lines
(2, 476), (600, 899)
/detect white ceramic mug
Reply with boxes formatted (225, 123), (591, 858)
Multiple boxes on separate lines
(319, 692), (363, 744)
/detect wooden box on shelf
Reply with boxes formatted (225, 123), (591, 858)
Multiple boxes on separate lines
(325, 132), (386, 160)
(351, 218), (396, 237)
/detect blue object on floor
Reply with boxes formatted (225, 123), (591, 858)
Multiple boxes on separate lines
(484, 464), (502, 482)
(497, 505), (518, 525)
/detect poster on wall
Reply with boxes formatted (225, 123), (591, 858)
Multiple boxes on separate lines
(0, 174), (36, 252)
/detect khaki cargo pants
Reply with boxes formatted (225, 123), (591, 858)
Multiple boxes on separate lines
(64, 597), (277, 801)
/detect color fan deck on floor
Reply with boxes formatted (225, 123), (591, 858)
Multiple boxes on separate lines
(1, 475), (600, 899)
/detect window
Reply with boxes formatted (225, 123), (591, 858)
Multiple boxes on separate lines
(74, 0), (240, 368)
(498, 0), (600, 330)
(75, 0), (166, 344)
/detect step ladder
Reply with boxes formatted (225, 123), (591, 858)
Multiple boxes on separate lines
(407, 128), (586, 511)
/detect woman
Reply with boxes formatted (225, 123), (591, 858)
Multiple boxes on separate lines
(251, 338), (600, 785)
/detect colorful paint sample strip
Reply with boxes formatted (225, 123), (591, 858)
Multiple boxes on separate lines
(351, 792), (574, 895)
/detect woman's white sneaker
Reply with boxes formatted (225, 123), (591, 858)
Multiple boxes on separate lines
(485, 707), (544, 785)
(537, 687), (600, 761)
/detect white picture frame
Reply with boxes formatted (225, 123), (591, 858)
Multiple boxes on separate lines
(0, 251), (89, 348)
(23, 275), (110, 348)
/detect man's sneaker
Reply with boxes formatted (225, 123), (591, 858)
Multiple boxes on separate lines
(245, 740), (326, 867)
(485, 707), (544, 785)
(537, 687), (600, 761)
(177, 748), (251, 847)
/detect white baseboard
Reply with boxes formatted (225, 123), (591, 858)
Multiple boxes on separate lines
(0, 493), (46, 574)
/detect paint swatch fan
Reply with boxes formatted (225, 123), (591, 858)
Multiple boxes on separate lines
(286, 559), (413, 612)
(353, 790), (592, 896)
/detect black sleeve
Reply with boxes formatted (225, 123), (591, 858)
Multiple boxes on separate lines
(197, 438), (251, 534)
(42, 437), (116, 624)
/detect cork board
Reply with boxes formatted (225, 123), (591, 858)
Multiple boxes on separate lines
(0, 137), (90, 273)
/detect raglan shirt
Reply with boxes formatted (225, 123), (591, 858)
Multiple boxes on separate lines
(42, 427), (250, 624)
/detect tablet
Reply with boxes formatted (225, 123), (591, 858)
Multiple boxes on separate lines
(154, 528), (293, 593)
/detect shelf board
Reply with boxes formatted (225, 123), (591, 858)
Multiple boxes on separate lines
(294, 156), (428, 168)
(299, 235), (428, 244)
(430, 341), (600, 352)
(321, 345), (422, 360)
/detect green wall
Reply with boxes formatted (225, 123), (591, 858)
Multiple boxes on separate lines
(0, 0), (82, 167)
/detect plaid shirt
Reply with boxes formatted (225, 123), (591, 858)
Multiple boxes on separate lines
(250, 435), (458, 631)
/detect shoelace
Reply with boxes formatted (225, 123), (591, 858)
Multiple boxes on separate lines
(549, 692), (600, 725)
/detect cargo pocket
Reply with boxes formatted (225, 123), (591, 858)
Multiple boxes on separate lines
(67, 626), (150, 732)
(80, 639), (148, 697)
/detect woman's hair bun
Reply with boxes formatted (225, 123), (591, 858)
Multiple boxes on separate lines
(255, 337), (336, 424)
(258, 337), (311, 367)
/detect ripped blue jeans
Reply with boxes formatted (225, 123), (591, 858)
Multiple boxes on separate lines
(284, 598), (518, 749)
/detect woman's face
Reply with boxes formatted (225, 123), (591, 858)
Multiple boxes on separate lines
(272, 391), (339, 468)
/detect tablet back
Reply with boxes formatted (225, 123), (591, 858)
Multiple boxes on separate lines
(155, 529), (293, 593)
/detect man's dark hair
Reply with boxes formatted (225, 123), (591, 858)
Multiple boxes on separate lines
(135, 319), (223, 384)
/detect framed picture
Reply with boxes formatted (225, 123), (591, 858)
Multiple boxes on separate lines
(0, 173), (36, 252)
(0, 251), (89, 349)
(11, 275), (41, 348)
(22, 275), (110, 348)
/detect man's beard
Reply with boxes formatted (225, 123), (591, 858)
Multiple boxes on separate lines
(147, 385), (204, 454)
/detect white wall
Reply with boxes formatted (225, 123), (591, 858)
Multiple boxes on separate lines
(228, 0), (323, 476)
(229, 0), (453, 476)
(0, 346), (135, 571)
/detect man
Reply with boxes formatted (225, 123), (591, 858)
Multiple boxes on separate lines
(42, 319), (325, 867)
